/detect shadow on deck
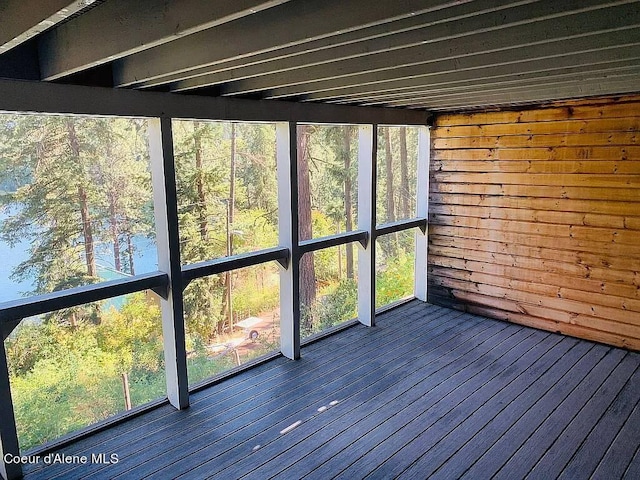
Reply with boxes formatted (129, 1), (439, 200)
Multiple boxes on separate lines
(23, 301), (640, 479)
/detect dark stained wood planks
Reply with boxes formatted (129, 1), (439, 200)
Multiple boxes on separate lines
(19, 302), (640, 479)
(429, 96), (640, 350)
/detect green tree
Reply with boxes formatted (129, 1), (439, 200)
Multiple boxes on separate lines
(297, 125), (317, 331)
(173, 120), (226, 340)
(173, 120), (280, 342)
(0, 116), (99, 309)
(92, 118), (153, 275)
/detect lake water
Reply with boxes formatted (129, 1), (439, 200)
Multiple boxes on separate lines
(0, 210), (158, 303)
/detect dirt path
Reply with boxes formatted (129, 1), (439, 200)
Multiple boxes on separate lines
(209, 308), (281, 361)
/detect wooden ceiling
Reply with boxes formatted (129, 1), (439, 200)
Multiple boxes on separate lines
(1, 0), (639, 112)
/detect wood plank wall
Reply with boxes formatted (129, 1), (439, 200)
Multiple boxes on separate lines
(428, 95), (640, 351)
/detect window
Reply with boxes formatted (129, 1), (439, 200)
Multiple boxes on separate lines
(376, 230), (416, 308)
(300, 244), (359, 339)
(0, 113), (427, 458)
(183, 263), (280, 386)
(5, 292), (165, 450)
(0, 114), (157, 300)
(296, 124), (358, 241)
(376, 126), (419, 225)
(172, 120), (279, 264)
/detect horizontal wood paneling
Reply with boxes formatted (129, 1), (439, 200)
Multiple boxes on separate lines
(433, 132), (639, 150)
(433, 146), (640, 161)
(432, 160), (640, 175)
(432, 117), (640, 139)
(435, 97), (640, 126)
(429, 96), (640, 350)
(433, 184), (640, 202)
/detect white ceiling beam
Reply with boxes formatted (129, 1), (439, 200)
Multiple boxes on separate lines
(0, 0), (82, 53)
(216, 2), (640, 96)
(293, 44), (640, 102)
(385, 78), (640, 110)
(111, 0), (476, 88)
(0, 79), (429, 125)
(331, 68), (640, 107)
(38, 0), (291, 81)
(355, 68), (640, 107)
(165, 0), (538, 92)
(326, 57), (640, 105)
(264, 29), (640, 100)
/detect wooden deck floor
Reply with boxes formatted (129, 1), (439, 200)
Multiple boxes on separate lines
(23, 301), (640, 479)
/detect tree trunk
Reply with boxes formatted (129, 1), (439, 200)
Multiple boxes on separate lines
(384, 128), (396, 224)
(297, 125), (316, 328)
(66, 119), (97, 277)
(78, 185), (97, 277)
(337, 223), (342, 280)
(109, 192), (122, 272)
(343, 126), (354, 279)
(193, 122), (208, 242)
(383, 128), (399, 256)
(399, 126), (411, 218)
(220, 123), (236, 329)
(229, 123), (236, 227)
(127, 232), (135, 275)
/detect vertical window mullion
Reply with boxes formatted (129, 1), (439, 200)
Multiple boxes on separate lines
(414, 125), (431, 302)
(149, 117), (189, 408)
(357, 124), (377, 326)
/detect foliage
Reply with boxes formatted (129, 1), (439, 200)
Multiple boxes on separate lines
(231, 265), (280, 316)
(376, 126), (419, 224)
(6, 294), (167, 450)
(0, 115), (153, 302)
(376, 250), (415, 308)
(172, 120), (280, 340)
(302, 279), (358, 338)
(187, 354), (236, 386)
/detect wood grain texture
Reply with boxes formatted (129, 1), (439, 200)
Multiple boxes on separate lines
(429, 96), (640, 350)
(18, 302), (640, 479)
(433, 132), (639, 150)
(432, 117), (640, 139)
(435, 99), (640, 126)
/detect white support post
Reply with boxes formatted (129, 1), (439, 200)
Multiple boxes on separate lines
(276, 122), (300, 359)
(149, 117), (189, 409)
(0, 340), (21, 480)
(414, 125), (431, 302)
(357, 124), (377, 326)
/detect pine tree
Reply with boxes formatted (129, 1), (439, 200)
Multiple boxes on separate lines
(297, 125), (317, 330)
(0, 115), (154, 324)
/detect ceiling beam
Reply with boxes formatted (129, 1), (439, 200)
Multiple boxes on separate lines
(166, 0), (538, 92)
(390, 79), (640, 111)
(112, 0), (476, 88)
(0, 0), (82, 53)
(292, 44), (640, 102)
(216, 2), (640, 96)
(0, 79), (429, 125)
(136, 0), (530, 90)
(264, 29), (640, 100)
(356, 68), (640, 107)
(326, 57), (640, 105)
(38, 0), (291, 81)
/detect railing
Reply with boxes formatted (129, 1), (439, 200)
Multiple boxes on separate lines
(0, 117), (430, 480)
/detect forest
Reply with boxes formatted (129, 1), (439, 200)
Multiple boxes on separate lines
(0, 114), (418, 451)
